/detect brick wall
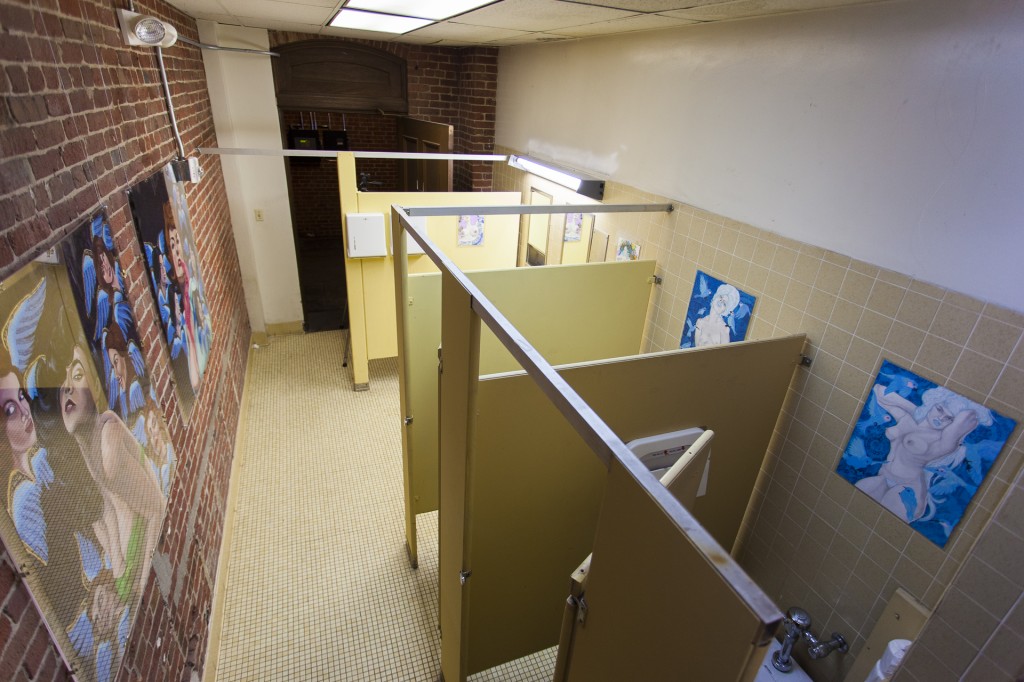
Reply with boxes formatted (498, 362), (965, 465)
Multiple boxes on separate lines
(270, 32), (498, 193)
(454, 48), (498, 192)
(0, 1), (250, 680)
(280, 110), (398, 239)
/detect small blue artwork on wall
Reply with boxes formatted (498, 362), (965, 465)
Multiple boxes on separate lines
(837, 360), (1017, 548)
(679, 270), (756, 348)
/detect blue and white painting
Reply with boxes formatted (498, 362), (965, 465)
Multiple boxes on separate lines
(457, 214), (484, 246)
(837, 360), (1016, 548)
(564, 213), (582, 242)
(679, 271), (755, 348)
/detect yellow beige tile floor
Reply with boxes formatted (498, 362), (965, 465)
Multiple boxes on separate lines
(214, 331), (555, 681)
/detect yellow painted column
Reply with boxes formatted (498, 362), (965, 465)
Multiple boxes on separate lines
(337, 152), (370, 389)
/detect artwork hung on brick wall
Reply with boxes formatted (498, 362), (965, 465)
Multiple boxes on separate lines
(457, 214), (485, 246)
(128, 164), (214, 420)
(0, 210), (177, 682)
(837, 360), (1016, 548)
(679, 270), (756, 348)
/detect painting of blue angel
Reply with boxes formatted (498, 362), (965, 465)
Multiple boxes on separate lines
(128, 165), (214, 420)
(837, 360), (1016, 548)
(0, 232), (177, 682)
(679, 270), (756, 348)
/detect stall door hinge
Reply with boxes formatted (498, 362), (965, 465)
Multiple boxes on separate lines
(459, 569), (472, 586)
(404, 416), (413, 426)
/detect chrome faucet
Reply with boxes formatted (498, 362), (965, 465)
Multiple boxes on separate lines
(772, 607), (849, 673)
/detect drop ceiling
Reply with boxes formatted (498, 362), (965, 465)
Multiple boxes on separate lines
(166, 0), (893, 46)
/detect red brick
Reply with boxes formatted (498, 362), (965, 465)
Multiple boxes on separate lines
(8, 96), (49, 125)
(21, 628), (49, 677)
(5, 66), (30, 94)
(0, 4), (35, 33)
(29, 150), (62, 181)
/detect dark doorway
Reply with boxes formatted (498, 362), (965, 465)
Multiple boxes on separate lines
(281, 111), (350, 333)
(280, 111), (403, 332)
(272, 40), (409, 333)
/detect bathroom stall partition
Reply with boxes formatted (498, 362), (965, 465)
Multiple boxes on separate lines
(336, 151), (521, 389)
(397, 260), (657, 564)
(391, 204), (807, 681)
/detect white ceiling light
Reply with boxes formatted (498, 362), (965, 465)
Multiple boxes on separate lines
(508, 155), (605, 200)
(329, 8), (433, 33)
(116, 8), (178, 48)
(344, 0), (497, 21)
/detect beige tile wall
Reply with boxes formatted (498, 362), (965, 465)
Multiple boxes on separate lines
(493, 147), (1024, 681)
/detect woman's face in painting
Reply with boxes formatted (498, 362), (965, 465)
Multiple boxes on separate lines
(107, 347), (127, 389)
(62, 347), (96, 434)
(145, 409), (168, 467)
(710, 292), (731, 316)
(1, 372), (36, 456)
(926, 402), (955, 430)
(166, 224), (184, 281)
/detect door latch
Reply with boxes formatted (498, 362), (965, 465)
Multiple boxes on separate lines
(576, 596), (588, 626)
(459, 570), (472, 586)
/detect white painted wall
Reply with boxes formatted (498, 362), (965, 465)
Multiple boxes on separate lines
(496, 0), (1024, 312)
(197, 22), (303, 331)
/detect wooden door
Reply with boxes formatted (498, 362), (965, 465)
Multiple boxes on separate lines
(398, 116), (453, 191)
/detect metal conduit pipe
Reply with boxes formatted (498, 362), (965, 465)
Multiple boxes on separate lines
(155, 46), (186, 160)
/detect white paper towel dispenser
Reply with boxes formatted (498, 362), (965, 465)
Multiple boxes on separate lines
(346, 213), (387, 258)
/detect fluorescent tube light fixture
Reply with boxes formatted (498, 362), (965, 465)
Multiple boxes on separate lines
(508, 155), (605, 201)
(329, 8), (433, 33)
(344, 0), (497, 21)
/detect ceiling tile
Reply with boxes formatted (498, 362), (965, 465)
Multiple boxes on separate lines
(410, 21), (530, 43)
(491, 31), (576, 44)
(551, 12), (696, 36)
(218, 0), (334, 24)
(560, 0), (704, 11)
(660, 0), (880, 21)
(454, 0), (637, 31)
(232, 17), (325, 33)
(161, 0), (894, 40)
(165, 0), (235, 19)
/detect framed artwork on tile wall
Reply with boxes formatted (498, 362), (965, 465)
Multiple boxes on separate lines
(128, 165), (214, 421)
(564, 212), (583, 242)
(836, 359), (1016, 548)
(615, 237), (641, 261)
(457, 214), (485, 246)
(0, 210), (177, 682)
(679, 270), (756, 348)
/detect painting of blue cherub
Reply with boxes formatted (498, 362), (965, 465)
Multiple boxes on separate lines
(679, 270), (756, 348)
(837, 360), (1016, 548)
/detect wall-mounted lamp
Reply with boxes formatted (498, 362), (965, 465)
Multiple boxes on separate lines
(117, 9), (178, 48)
(508, 155), (605, 201)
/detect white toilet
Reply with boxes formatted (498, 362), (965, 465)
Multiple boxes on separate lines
(753, 639), (813, 682)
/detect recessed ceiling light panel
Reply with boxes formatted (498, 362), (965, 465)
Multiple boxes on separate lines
(345, 0), (496, 21)
(329, 8), (433, 33)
